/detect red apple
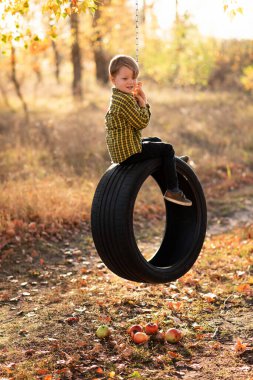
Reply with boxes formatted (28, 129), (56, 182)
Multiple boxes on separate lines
(127, 324), (143, 337)
(96, 325), (111, 339)
(132, 332), (149, 344)
(145, 322), (159, 335)
(164, 328), (183, 343)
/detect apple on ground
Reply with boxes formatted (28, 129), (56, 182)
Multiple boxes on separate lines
(145, 322), (159, 335)
(132, 332), (149, 344)
(164, 328), (183, 343)
(127, 324), (143, 337)
(96, 325), (111, 339)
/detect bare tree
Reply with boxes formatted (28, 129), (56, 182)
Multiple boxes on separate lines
(10, 46), (29, 126)
(92, 0), (111, 84)
(70, 10), (83, 99)
(51, 40), (61, 84)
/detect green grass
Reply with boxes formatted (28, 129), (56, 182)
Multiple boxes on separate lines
(1, 84), (253, 238)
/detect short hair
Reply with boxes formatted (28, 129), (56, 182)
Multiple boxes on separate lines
(109, 55), (139, 79)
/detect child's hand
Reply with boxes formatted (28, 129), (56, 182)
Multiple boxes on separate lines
(133, 82), (147, 107)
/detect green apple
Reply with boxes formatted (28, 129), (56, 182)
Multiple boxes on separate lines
(96, 325), (111, 339)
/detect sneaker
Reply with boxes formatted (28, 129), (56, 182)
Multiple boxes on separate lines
(164, 189), (192, 206)
(179, 155), (189, 163)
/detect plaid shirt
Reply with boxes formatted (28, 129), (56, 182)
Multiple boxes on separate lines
(105, 88), (151, 163)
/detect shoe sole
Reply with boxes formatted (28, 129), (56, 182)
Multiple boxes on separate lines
(164, 196), (192, 206)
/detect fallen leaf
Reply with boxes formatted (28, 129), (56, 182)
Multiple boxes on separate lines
(43, 375), (53, 380)
(2, 362), (16, 374)
(211, 342), (222, 350)
(203, 292), (218, 303)
(237, 284), (252, 295)
(167, 350), (180, 359)
(79, 279), (87, 287)
(234, 338), (247, 354)
(179, 275), (199, 286)
(22, 292), (31, 297)
(195, 333), (212, 340)
(167, 301), (181, 310)
(36, 369), (49, 375)
(192, 323), (203, 330)
(95, 367), (103, 374)
(188, 363), (203, 370)
(65, 316), (79, 325)
(128, 371), (141, 378)
(236, 271), (245, 277)
(40, 258), (45, 266)
(98, 314), (112, 323)
(28, 222), (37, 231)
(55, 368), (71, 374)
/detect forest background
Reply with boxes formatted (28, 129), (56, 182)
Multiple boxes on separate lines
(0, 0), (253, 238)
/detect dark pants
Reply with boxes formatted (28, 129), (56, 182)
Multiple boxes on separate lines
(121, 137), (178, 191)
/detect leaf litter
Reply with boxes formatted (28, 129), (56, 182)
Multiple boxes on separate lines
(0, 223), (252, 379)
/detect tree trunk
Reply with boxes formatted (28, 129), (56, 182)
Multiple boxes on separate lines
(51, 40), (61, 84)
(70, 12), (83, 99)
(92, 2), (111, 84)
(93, 48), (110, 84)
(10, 46), (29, 139)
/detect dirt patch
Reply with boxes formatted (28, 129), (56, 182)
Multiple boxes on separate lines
(207, 203), (253, 235)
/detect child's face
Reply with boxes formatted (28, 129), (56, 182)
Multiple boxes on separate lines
(111, 66), (137, 94)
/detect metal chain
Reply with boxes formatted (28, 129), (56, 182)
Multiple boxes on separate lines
(135, 0), (139, 63)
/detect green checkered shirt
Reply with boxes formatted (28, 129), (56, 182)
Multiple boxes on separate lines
(105, 88), (151, 163)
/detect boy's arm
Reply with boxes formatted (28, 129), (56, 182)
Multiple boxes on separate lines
(121, 95), (151, 130)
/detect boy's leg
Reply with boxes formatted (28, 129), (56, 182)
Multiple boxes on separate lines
(141, 141), (178, 190)
(123, 141), (178, 189)
(141, 141), (189, 163)
(121, 141), (192, 206)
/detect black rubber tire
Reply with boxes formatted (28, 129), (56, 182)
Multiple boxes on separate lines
(91, 158), (207, 283)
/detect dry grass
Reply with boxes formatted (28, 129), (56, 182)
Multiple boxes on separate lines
(0, 82), (253, 237)
(0, 176), (95, 235)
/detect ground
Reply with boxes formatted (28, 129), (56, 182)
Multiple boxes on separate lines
(0, 86), (253, 379)
(0, 212), (252, 379)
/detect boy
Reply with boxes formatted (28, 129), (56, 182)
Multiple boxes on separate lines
(105, 54), (192, 206)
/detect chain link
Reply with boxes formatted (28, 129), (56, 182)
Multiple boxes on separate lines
(135, 0), (139, 63)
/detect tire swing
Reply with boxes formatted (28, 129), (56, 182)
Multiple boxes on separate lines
(91, 1), (207, 283)
(91, 157), (207, 284)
